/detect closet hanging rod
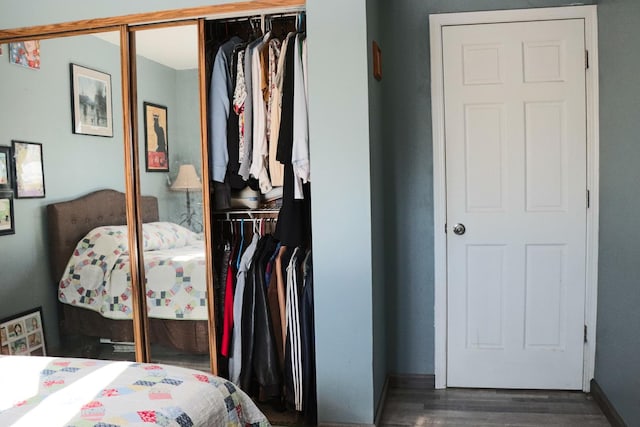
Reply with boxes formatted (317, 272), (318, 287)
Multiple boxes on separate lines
(205, 10), (303, 24)
(219, 217), (278, 223)
(204, 7), (304, 23)
(214, 209), (280, 219)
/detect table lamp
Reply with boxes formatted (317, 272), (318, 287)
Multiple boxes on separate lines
(170, 164), (201, 229)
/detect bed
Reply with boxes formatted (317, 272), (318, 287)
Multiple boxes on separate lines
(47, 189), (210, 354)
(0, 355), (269, 426)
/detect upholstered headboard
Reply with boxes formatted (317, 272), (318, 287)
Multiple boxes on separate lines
(47, 189), (159, 284)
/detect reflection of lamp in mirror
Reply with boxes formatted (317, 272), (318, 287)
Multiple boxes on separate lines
(170, 164), (201, 230)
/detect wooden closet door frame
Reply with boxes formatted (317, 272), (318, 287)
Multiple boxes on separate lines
(0, 0), (304, 376)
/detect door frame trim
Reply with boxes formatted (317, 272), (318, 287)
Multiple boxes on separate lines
(429, 5), (599, 392)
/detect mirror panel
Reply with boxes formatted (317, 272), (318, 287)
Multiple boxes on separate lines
(0, 31), (137, 361)
(133, 24), (210, 371)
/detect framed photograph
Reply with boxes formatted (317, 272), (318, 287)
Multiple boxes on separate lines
(143, 102), (169, 172)
(0, 146), (12, 190)
(0, 307), (46, 356)
(70, 63), (113, 137)
(0, 193), (15, 236)
(12, 140), (45, 199)
(9, 41), (40, 70)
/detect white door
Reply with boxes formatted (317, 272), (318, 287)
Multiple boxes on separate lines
(444, 19), (587, 389)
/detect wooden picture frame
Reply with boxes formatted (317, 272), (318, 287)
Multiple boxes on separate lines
(0, 307), (46, 356)
(0, 145), (12, 191)
(0, 192), (15, 236)
(144, 102), (169, 172)
(70, 63), (113, 137)
(12, 140), (45, 199)
(372, 41), (382, 81)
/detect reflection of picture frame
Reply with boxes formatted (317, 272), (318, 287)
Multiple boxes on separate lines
(0, 193), (15, 236)
(144, 102), (169, 172)
(12, 140), (45, 199)
(0, 146), (12, 190)
(0, 307), (46, 356)
(9, 41), (40, 70)
(70, 63), (113, 137)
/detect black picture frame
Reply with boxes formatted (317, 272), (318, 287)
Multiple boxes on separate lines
(0, 145), (12, 191)
(12, 140), (45, 199)
(70, 63), (113, 137)
(0, 192), (15, 236)
(143, 102), (169, 172)
(0, 307), (46, 356)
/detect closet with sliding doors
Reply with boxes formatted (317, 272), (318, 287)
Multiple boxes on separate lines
(0, 1), (316, 424)
(204, 11), (316, 425)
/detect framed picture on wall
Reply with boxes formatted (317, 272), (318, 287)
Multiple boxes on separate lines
(12, 140), (45, 199)
(70, 63), (113, 137)
(9, 41), (40, 70)
(0, 192), (15, 236)
(0, 145), (12, 191)
(143, 102), (169, 172)
(0, 307), (46, 356)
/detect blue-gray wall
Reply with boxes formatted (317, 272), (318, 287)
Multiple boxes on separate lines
(596, 0), (640, 425)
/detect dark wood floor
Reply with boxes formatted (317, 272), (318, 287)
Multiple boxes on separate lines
(378, 386), (611, 427)
(55, 340), (610, 426)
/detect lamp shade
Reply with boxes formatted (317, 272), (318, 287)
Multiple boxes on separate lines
(170, 164), (201, 191)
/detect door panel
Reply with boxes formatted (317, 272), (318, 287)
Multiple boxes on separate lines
(444, 19), (586, 389)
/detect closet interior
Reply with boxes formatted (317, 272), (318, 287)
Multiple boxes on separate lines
(205, 11), (316, 425)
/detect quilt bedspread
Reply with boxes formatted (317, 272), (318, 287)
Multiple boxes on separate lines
(58, 222), (208, 321)
(0, 355), (270, 426)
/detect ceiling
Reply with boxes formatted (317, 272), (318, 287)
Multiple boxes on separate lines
(94, 25), (198, 70)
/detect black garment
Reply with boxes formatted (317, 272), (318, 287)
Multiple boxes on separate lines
(252, 235), (282, 397)
(300, 250), (317, 423)
(239, 235), (281, 398)
(275, 35), (296, 165)
(275, 34), (312, 248)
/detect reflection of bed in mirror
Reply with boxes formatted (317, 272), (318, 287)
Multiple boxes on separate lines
(47, 189), (209, 354)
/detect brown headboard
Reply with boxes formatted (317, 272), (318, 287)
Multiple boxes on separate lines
(47, 189), (159, 284)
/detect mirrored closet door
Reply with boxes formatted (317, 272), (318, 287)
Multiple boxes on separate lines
(130, 23), (213, 371)
(0, 30), (140, 362)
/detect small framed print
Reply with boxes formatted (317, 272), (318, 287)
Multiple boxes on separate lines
(12, 140), (45, 199)
(143, 102), (169, 172)
(9, 41), (40, 70)
(0, 193), (15, 236)
(70, 63), (113, 137)
(0, 146), (12, 190)
(372, 41), (382, 81)
(0, 307), (46, 356)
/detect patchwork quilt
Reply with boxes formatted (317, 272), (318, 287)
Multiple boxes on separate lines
(0, 355), (271, 426)
(58, 222), (208, 321)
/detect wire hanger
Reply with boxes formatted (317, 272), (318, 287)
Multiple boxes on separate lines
(236, 219), (245, 270)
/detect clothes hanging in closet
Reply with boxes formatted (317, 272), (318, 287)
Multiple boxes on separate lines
(209, 27), (311, 208)
(207, 15), (314, 423)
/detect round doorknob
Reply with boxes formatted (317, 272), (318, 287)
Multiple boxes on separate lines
(453, 223), (466, 235)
